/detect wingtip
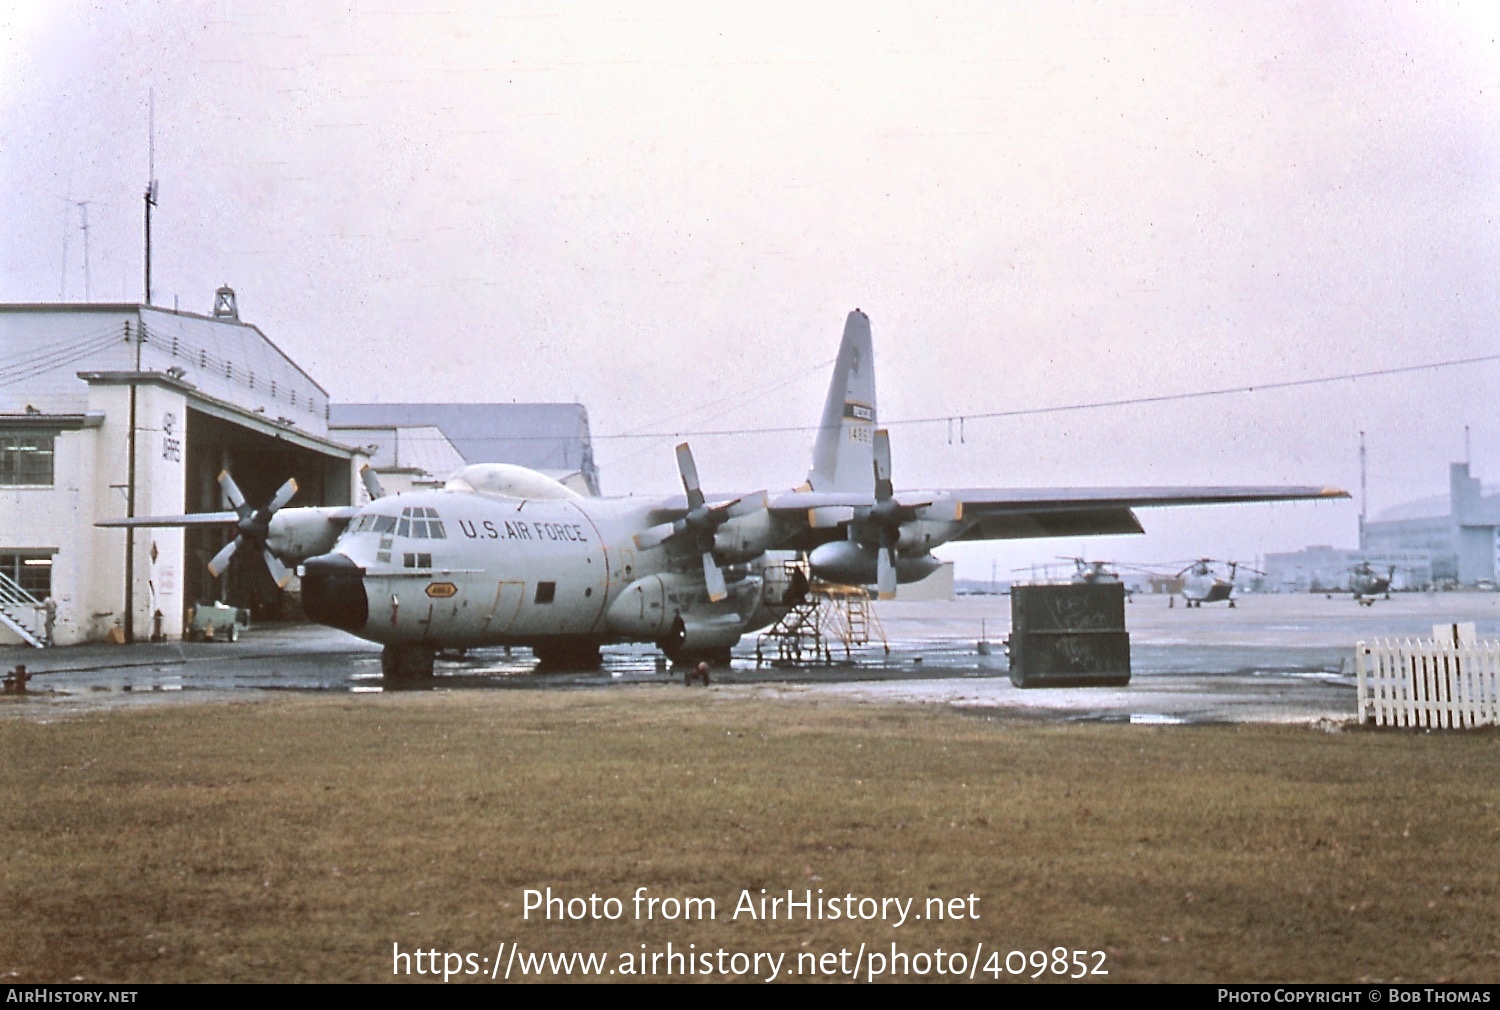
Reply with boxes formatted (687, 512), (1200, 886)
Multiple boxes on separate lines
(1321, 487), (1352, 499)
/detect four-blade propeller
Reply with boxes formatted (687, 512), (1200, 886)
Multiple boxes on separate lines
(633, 443), (765, 602)
(858, 430), (934, 599)
(207, 470), (299, 588)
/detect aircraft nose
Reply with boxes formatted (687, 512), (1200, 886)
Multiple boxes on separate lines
(300, 553), (368, 632)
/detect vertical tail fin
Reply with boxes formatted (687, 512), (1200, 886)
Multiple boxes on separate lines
(806, 309), (876, 493)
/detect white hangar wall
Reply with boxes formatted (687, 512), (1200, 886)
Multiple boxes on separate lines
(0, 296), (361, 647)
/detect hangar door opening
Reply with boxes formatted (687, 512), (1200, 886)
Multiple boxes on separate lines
(183, 408), (352, 622)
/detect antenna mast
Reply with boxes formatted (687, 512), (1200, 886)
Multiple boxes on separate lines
(79, 202), (92, 302)
(143, 90), (158, 306)
(1358, 430), (1366, 548)
(59, 202), (70, 300)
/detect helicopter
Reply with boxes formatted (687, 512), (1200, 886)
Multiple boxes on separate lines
(1344, 561), (1396, 606)
(1172, 558), (1261, 608)
(1010, 557), (1124, 585)
(1063, 557), (1123, 585)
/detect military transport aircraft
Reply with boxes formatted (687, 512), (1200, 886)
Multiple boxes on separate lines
(101, 309), (1348, 682)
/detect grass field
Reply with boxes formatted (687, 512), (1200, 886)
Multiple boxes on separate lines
(1, 689), (1496, 983)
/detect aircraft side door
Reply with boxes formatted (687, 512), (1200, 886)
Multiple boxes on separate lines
(482, 580), (526, 640)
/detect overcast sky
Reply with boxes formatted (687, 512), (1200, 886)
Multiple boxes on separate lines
(4, 2), (1498, 578)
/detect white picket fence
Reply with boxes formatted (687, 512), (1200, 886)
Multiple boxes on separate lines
(1355, 636), (1500, 728)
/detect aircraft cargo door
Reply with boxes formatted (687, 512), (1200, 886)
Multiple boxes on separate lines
(482, 581), (526, 639)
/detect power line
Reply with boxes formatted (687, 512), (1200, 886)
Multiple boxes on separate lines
(320, 347), (1500, 447)
(588, 348), (1500, 442)
(0, 324), (126, 388)
(888, 350), (1500, 430)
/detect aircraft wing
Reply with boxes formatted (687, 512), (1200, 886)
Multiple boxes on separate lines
(96, 505), (361, 528)
(937, 485), (1349, 541)
(96, 504), (362, 586)
(763, 485), (1347, 549)
(96, 510), (240, 527)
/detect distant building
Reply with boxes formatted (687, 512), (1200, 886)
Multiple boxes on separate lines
(328, 423), (467, 496)
(1362, 462), (1500, 586)
(331, 402), (600, 496)
(1261, 545), (1429, 594)
(1264, 460), (1500, 591)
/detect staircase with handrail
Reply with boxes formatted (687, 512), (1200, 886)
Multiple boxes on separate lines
(0, 569), (47, 648)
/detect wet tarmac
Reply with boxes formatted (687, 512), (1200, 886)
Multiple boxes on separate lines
(4, 590), (1499, 725)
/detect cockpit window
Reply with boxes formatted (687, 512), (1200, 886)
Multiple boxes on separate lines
(355, 507), (447, 539)
(389, 506), (447, 539)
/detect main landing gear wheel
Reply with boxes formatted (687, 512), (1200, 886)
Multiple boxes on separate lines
(382, 644), (435, 687)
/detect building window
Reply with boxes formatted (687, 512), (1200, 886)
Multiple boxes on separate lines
(0, 553), (52, 597)
(0, 432), (55, 485)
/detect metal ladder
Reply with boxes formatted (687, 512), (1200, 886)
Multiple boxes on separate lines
(756, 580), (888, 664)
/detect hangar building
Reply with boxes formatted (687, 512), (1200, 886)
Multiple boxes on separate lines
(0, 290), (363, 647)
(1264, 460), (1500, 591)
(1360, 461), (1500, 586)
(330, 402), (601, 495)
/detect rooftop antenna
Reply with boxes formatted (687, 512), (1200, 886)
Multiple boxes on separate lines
(1358, 429), (1366, 547)
(58, 200), (71, 300)
(143, 89), (158, 306)
(78, 201), (93, 302)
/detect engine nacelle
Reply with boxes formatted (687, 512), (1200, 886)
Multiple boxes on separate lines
(267, 509), (346, 565)
(895, 518), (966, 553)
(712, 509), (780, 564)
(658, 613), (747, 660)
(808, 541), (941, 587)
(604, 573), (677, 638)
(605, 570), (764, 640)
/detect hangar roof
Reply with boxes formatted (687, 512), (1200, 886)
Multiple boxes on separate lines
(329, 402), (598, 493)
(329, 423), (466, 477)
(1374, 486), (1500, 524)
(1, 302), (329, 433)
